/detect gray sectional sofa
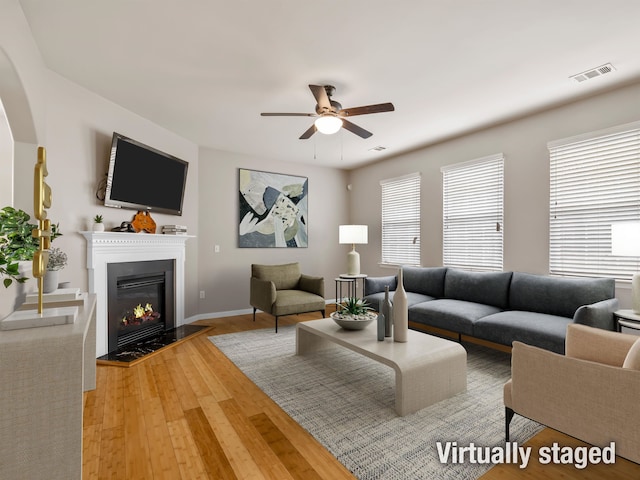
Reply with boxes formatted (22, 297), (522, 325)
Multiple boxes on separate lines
(363, 267), (618, 354)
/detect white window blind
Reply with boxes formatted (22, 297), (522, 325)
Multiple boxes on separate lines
(442, 154), (504, 271)
(380, 172), (420, 266)
(549, 121), (640, 280)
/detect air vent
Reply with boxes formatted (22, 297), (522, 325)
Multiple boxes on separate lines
(570, 63), (616, 83)
(369, 146), (387, 152)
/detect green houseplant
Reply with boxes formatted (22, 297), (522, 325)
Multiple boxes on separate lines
(93, 214), (105, 232)
(0, 206), (62, 287)
(331, 297), (376, 330)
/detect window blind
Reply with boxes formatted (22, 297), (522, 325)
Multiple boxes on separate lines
(549, 121), (640, 280)
(380, 172), (421, 266)
(442, 154), (504, 271)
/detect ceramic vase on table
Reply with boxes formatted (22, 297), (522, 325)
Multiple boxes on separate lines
(393, 268), (408, 342)
(382, 285), (393, 337)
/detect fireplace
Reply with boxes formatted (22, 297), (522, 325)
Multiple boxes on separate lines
(107, 260), (175, 353)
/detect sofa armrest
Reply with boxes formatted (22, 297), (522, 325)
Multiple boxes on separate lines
(565, 323), (637, 367)
(299, 274), (324, 297)
(364, 275), (397, 296)
(250, 277), (277, 313)
(509, 341), (640, 463)
(572, 297), (618, 330)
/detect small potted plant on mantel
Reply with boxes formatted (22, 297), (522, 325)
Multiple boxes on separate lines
(93, 214), (104, 232)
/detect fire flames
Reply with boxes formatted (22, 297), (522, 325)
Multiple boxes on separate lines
(121, 303), (161, 326)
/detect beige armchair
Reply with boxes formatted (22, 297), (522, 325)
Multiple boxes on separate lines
(504, 323), (640, 464)
(250, 263), (325, 332)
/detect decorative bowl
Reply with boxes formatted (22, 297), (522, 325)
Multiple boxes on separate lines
(330, 311), (376, 330)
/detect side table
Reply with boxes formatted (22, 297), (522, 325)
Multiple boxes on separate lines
(334, 277), (355, 307)
(614, 309), (640, 335)
(339, 273), (368, 299)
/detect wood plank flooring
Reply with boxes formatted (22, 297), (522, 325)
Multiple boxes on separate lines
(83, 310), (640, 479)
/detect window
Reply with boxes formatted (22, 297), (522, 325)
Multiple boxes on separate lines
(442, 154), (504, 271)
(549, 121), (640, 280)
(380, 172), (420, 266)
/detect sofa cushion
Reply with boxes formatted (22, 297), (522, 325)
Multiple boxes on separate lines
(409, 299), (502, 336)
(252, 263), (300, 290)
(623, 338), (640, 370)
(403, 266), (447, 298)
(474, 311), (572, 354)
(444, 269), (512, 309)
(272, 290), (325, 316)
(364, 275), (397, 296)
(508, 272), (615, 319)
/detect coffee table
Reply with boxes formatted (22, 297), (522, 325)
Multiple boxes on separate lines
(296, 318), (467, 416)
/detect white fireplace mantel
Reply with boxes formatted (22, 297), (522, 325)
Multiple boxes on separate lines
(81, 231), (193, 357)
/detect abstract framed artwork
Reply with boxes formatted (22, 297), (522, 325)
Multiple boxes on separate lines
(238, 168), (308, 248)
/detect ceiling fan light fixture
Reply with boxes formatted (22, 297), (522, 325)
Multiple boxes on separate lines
(314, 115), (343, 135)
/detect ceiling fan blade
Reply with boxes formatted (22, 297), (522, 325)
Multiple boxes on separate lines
(261, 112), (316, 117)
(309, 85), (331, 111)
(339, 102), (395, 117)
(341, 119), (373, 139)
(299, 124), (317, 140)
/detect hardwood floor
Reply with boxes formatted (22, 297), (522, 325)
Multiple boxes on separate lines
(83, 310), (640, 479)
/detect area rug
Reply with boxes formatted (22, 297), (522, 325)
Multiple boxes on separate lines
(210, 326), (542, 480)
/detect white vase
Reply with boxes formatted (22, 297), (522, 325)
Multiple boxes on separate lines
(393, 268), (408, 342)
(93, 223), (105, 232)
(42, 269), (59, 293)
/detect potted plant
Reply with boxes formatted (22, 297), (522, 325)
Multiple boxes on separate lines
(93, 214), (104, 232)
(43, 247), (68, 293)
(331, 297), (377, 330)
(0, 206), (62, 288)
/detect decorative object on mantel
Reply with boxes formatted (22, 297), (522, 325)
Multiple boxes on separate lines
(238, 168), (308, 248)
(162, 224), (187, 235)
(330, 297), (377, 330)
(393, 268), (408, 342)
(93, 214), (104, 232)
(1, 146), (77, 330)
(132, 210), (156, 233)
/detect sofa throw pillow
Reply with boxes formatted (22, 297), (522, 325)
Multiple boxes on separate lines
(622, 338), (640, 370)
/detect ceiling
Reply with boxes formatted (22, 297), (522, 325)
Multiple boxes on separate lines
(18, 1), (640, 169)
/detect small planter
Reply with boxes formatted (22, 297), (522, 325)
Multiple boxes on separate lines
(330, 311), (376, 330)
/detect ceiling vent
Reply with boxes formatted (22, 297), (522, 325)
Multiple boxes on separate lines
(570, 63), (615, 83)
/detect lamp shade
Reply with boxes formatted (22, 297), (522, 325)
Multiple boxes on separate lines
(612, 222), (640, 256)
(315, 116), (343, 135)
(339, 225), (368, 245)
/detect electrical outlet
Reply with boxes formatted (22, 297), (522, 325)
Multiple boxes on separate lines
(199, 290), (205, 299)
(214, 245), (220, 253)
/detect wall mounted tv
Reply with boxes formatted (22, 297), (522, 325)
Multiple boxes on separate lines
(104, 132), (189, 216)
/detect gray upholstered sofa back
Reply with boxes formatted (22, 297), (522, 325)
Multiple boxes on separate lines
(508, 272), (615, 318)
(444, 269), (513, 309)
(403, 266), (447, 297)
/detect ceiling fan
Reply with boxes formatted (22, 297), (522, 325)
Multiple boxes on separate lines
(261, 84), (394, 139)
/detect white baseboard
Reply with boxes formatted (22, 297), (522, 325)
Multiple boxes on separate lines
(185, 300), (336, 324)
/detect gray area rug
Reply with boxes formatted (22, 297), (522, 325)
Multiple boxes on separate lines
(209, 326), (542, 479)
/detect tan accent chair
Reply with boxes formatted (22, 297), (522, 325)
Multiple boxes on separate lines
(504, 323), (640, 464)
(250, 263), (325, 332)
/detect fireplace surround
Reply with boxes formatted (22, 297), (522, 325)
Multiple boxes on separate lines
(82, 232), (191, 357)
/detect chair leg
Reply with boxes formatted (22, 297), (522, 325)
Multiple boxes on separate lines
(253, 307), (256, 322)
(321, 309), (326, 318)
(505, 407), (515, 442)
(275, 316), (278, 333)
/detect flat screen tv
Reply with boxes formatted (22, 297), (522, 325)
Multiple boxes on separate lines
(104, 133), (189, 216)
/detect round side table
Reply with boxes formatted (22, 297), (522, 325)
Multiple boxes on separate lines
(614, 309), (640, 334)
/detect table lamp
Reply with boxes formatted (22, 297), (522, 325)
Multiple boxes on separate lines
(339, 225), (368, 275)
(611, 221), (640, 313)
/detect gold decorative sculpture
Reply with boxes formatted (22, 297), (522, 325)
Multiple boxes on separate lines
(32, 147), (53, 314)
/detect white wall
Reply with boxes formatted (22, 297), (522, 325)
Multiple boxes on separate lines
(196, 148), (350, 316)
(349, 81), (640, 307)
